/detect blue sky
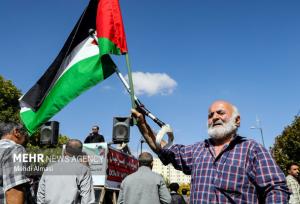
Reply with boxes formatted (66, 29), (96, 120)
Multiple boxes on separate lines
(1, 0), (299, 155)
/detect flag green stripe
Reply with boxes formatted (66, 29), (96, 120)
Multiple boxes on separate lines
(99, 37), (122, 56)
(21, 54), (113, 134)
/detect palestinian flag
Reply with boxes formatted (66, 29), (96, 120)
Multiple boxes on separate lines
(19, 0), (128, 134)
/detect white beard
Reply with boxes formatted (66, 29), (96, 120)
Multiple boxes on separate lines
(207, 117), (238, 140)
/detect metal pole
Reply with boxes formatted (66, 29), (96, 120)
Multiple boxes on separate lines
(259, 128), (265, 148)
(125, 54), (136, 109)
(253, 116), (266, 148)
(114, 67), (166, 127)
(140, 138), (144, 153)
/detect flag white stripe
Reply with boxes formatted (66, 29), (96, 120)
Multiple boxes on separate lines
(58, 36), (99, 81)
(20, 37), (99, 113)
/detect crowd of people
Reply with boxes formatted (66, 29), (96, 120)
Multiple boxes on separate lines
(0, 100), (299, 204)
(0, 124), (100, 204)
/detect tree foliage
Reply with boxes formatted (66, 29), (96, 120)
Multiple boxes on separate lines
(271, 116), (300, 174)
(0, 74), (70, 162)
(0, 75), (22, 122)
(26, 134), (70, 170)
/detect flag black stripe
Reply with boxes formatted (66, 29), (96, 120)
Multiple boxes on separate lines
(21, 0), (98, 111)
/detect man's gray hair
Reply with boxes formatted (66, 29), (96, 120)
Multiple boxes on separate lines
(231, 105), (240, 120)
(138, 152), (153, 167)
(0, 122), (24, 138)
(65, 139), (83, 157)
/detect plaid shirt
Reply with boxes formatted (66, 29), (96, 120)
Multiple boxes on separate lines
(158, 135), (290, 203)
(0, 139), (32, 204)
(286, 175), (300, 204)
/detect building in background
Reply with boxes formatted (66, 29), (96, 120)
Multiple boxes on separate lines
(152, 158), (191, 184)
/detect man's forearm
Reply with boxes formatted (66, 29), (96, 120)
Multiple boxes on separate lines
(137, 122), (159, 153)
(132, 109), (160, 153)
(6, 186), (25, 204)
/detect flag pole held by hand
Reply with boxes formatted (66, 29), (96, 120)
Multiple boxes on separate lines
(125, 53), (137, 125)
(114, 67), (174, 149)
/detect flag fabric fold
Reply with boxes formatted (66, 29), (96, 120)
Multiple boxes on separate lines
(20, 0), (128, 134)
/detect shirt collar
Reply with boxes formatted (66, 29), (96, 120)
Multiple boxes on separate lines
(204, 135), (246, 160)
(288, 174), (299, 182)
(0, 138), (16, 145)
(204, 134), (245, 148)
(138, 166), (152, 171)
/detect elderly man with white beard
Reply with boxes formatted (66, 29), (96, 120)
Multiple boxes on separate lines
(131, 100), (290, 204)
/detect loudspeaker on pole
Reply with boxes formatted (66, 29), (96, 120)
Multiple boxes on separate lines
(112, 117), (131, 144)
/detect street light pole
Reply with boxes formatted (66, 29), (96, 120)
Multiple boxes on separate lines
(140, 138), (144, 153)
(258, 127), (265, 148)
(250, 116), (266, 148)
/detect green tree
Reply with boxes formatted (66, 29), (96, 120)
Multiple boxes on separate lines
(0, 75), (22, 122)
(271, 116), (300, 174)
(0, 74), (70, 167)
(26, 134), (70, 171)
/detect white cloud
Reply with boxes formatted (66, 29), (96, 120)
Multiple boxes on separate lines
(125, 72), (177, 96)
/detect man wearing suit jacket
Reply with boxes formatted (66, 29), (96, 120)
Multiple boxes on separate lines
(117, 152), (171, 204)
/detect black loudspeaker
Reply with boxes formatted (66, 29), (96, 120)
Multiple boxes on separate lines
(112, 117), (131, 144)
(40, 121), (59, 145)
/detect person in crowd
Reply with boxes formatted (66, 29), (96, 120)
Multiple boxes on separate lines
(37, 139), (95, 204)
(0, 122), (34, 204)
(132, 100), (290, 203)
(286, 162), (300, 204)
(169, 182), (186, 204)
(181, 189), (189, 204)
(117, 152), (171, 204)
(84, 125), (105, 143)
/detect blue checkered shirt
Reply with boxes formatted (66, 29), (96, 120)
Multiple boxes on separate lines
(0, 139), (32, 204)
(158, 135), (290, 203)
